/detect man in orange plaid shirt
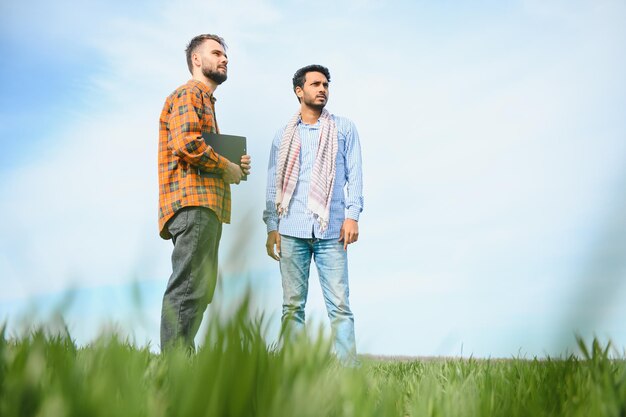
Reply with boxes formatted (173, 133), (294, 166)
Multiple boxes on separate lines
(158, 34), (251, 351)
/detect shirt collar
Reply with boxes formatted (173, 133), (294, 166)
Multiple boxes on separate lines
(298, 115), (321, 128)
(187, 79), (217, 103)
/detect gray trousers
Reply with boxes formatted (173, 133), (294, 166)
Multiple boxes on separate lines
(160, 207), (222, 351)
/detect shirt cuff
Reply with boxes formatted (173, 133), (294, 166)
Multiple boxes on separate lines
(265, 215), (279, 233)
(346, 207), (361, 222)
(215, 154), (230, 172)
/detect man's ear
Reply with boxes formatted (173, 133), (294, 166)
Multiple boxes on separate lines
(192, 51), (201, 69)
(295, 86), (303, 100)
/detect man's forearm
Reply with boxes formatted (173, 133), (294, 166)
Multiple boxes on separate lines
(170, 132), (230, 173)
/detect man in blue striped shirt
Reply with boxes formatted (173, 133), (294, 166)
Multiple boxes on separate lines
(263, 64), (364, 366)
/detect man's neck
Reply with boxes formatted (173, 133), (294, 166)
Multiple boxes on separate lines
(192, 74), (217, 95)
(299, 105), (323, 125)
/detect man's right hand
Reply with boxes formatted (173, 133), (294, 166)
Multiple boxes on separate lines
(266, 231), (281, 261)
(222, 161), (243, 184)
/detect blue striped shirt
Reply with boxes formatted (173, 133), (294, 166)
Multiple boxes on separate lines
(263, 114), (364, 239)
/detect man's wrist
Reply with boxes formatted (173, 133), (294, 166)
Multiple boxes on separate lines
(215, 155), (230, 172)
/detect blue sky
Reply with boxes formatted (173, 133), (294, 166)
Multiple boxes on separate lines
(1, 0), (625, 357)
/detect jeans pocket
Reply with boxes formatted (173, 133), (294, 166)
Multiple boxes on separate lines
(167, 209), (189, 238)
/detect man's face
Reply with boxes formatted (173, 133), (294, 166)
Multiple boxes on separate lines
(297, 72), (329, 109)
(194, 39), (228, 84)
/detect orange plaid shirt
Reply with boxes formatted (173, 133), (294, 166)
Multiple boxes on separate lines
(158, 79), (231, 239)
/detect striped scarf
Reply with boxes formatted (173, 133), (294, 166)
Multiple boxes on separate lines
(275, 109), (338, 232)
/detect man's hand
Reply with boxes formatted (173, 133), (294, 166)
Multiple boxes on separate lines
(240, 155), (251, 177)
(222, 161), (243, 184)
(266, 231), (281, 261)
(339, 219), (359, 250)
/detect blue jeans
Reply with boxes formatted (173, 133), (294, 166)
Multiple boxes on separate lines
(161, 207), (222, 351)
(279, 235), (357, 365)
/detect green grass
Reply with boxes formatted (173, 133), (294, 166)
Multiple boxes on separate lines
(2, 302), (625, 417)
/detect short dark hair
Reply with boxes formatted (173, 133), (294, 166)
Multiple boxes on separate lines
(185, 34), (227, 74)
(292, 64), (331, 100)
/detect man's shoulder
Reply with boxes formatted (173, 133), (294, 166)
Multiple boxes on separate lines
(161, 81), (201, 117)
(331, 114), (357, 134)
(273, 122), (290, 140)
(330, 114), (352, 124)
(166, 80), (204, 100)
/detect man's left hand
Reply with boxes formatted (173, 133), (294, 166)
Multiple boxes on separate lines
(339, 219), (359, 250)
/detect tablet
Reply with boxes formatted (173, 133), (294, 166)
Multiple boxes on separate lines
(201, 132), (247, 181)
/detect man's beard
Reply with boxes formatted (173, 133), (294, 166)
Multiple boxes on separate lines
(203, 67), (227, 85)
(303, 96), (326, 110)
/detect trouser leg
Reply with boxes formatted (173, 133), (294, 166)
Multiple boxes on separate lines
(279, 235), (312, 337)
(161, 207), (222, 351)
(314, 238), (357, 365)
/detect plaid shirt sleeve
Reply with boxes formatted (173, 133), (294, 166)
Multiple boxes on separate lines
(167, 86), (230, 173)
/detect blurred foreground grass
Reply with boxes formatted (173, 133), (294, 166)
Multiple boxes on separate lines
(1, 301), (625, 417)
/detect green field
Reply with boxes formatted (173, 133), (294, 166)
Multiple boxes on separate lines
(2, 304), (625, 417)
